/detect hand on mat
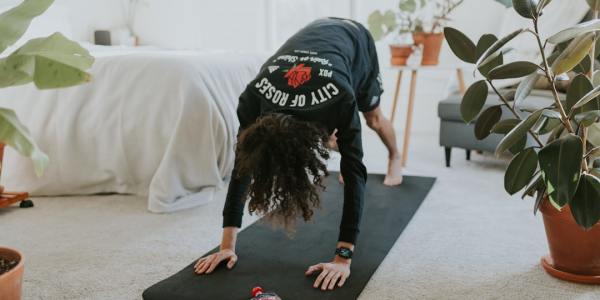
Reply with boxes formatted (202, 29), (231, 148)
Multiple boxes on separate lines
(194, 249), (237, 274)
(305, 259), (351, 291)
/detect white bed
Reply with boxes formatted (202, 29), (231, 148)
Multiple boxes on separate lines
(0, 45), (265, 212)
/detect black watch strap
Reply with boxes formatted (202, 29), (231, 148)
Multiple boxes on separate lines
(335, 247), (353, 259)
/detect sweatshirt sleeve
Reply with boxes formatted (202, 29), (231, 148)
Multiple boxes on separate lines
(222, 90), (260, 228)
(335, 104), (367, 244)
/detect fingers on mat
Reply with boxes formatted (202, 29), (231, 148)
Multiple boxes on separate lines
(314, 269), (328, 288)
(338, 274), (347, 287)
(329, 273), (341, 290)
(322, 272), (336, 290)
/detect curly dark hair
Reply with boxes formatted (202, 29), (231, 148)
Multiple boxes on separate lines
(235, 113), (330, 230)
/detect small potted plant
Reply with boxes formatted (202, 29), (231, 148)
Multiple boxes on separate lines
(368, 0), (422, 66)
(414, 0), (464, 65)
(0, 0), (94, 297)
(445, 0), (600, 284)
(0, 247), (24, 300)
(369, 0), (464, 66)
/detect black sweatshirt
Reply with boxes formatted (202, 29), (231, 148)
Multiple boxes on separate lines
(222, 18), (383, 244)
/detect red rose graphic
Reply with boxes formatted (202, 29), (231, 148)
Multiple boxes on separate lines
(284, 64), (312, 88)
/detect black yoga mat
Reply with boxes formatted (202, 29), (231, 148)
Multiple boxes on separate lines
(143, 173), (436, 300)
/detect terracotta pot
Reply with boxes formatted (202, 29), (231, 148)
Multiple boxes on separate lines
(540, 199), (600, 284)
(412, 32), (426, 46)
(419, 32), (444, 66)
(389, 44), (413, 66)
(0, 247), (24, 300)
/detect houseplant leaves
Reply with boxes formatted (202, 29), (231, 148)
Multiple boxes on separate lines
(548, 19), (600, 44)
(0, 108), (48, 176)
(566, 74), (593, 113)
(3, 33), (94, 89)
(552, 32), (595, 75)
(514, 72), (540, 109)
(512, 0), (538, 19)
(488, 61), (539, 80)
(505, 147), (538, 195)
(0, 0), (54, 54)
(476, 29), (524, 69)
(475, 105), (503, 140)
(368, 10), (397, 41)
(461, 80), (488, 123)
(444, 27), (477, 63)
(570, 174), (600, 229)
(538, 134), (584, 207)
(495, 109), (543, 156)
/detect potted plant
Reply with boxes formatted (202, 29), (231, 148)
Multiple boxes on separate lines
(369, 0), (464, 66)
(368, 0), (423, 65)
(445, 0), (600, 284)
(0, 0), (94, 298)
(0, 247), (24, 300)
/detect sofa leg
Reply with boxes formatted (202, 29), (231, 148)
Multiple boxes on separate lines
(444, 147), (452, 167)
(466, 149), (471, 161)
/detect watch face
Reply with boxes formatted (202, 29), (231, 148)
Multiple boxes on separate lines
(337, 248), (352, 258)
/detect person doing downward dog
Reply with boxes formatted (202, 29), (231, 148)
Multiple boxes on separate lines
(194, 18), (403, 291)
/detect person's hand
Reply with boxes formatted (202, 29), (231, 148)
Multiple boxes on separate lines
(194, 249), (237, 274)
(305, 257), (351, 291)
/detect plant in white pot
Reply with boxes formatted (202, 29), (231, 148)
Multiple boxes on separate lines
(368, 0), (464, 66)
(445, 0), (600, 284)
(0, 0), (94, 299)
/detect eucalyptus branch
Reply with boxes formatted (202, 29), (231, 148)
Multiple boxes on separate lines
(532, 18), (575, 134)
(487, 79), (544, 147)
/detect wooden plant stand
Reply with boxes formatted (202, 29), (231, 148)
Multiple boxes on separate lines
(0, 144), (33, 209)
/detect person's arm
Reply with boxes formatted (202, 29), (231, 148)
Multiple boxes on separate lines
(305, 104), (367, 290)
(195, 89), (260, 275)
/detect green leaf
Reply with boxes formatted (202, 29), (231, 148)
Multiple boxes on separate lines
(6, 33), (94, 89)
(13, 33), (94, 70)
(475, 34), (498, 60)
(552, 32), (595, 75)
(0, 56), (32, 88)
(512, 0), (538, 19)
(587, 0), (600, 11)
(492, 118), (520, 134)
(522, 174), (543, 198)
(566, 74), (593, 113)
(495, 109), (543, 156)
(479, 52), (504, 79)
(0, 0), (54, 54)
(505, 148), (539, 195)
(572, 84), (600, 110)
(476, 29), (525, 69)
(570, 174), (600, 229)
(0, 108), (48, 176)
(536, 117), (562, 135)
(368, 10), (397, 41)
(488, 61), (539, 80)
(496, 109), (543, 156)
(537, 0), (552, 12)
(444, 27), (477, 64)
(475, 105), (503, 140)
(590, 123), (600, 146)
(548, 19), (600, 44)
(574, 110), (600, 127)
(461, 80), (489, 123)
(539, 134), (584, 207)
(399, 0), (417, 12)
(514, 72), (540, 109)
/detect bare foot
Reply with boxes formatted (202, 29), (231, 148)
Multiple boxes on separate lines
(338, 174), (344, 185)
(383, 157), (403, 186)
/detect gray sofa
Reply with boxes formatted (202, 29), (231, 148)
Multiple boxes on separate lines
(437, 90), (558, 167)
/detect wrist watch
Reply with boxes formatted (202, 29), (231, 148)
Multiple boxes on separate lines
(335, 247), (353, 259)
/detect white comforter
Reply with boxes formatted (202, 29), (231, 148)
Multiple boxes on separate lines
(0, 46), (264, 212)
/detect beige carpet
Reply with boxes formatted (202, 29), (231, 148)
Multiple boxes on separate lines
(2, 131), (600, 300)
